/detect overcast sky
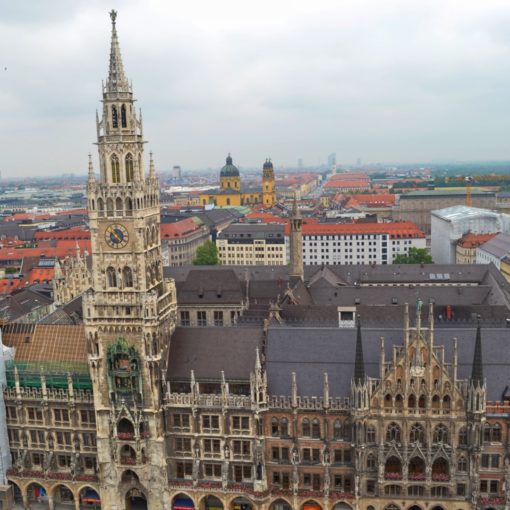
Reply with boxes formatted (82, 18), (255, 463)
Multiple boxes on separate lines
(3, 0), (510, 177)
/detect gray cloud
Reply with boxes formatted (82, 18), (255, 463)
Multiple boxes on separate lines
(2, 0), (510, 176)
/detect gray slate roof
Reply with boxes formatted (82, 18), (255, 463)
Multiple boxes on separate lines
(477, 233), (510, 260)
(266, 325), (510, 401)
(167, 326), (262, 381)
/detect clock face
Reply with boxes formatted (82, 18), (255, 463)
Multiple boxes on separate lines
(104, 224), (129, 249)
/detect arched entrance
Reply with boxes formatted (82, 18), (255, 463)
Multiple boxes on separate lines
(409, 506), (422, 510)
(9, 481), (22, 504)
(302, 501), (322, 510)
(54, 484), (74, 509)
(333, 504), (352, 510)
(173, 493), (195, 510)
(80, 486), (101, 509)
(26, 482), (49, 508)
(201, 496), (224, 510)
(231, 497), (252, 510)
(125, 488), (147, 510)
(270, 500), (292, 510)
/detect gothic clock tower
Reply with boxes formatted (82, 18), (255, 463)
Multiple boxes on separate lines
(83, 11), (176, 510)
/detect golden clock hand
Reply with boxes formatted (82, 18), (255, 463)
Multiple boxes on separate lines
(107, 227), (122, 243)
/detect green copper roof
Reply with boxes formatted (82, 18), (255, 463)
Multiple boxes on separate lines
(220, 154), (240, 177)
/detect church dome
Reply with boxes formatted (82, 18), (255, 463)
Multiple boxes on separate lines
(220, 154), (239, 177)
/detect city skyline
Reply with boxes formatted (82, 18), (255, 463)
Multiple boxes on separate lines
(4, 0), (510, 176)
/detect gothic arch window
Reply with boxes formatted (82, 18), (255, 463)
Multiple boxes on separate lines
(302, 418), (311, 437)
(118, 418), (135, 438)
(386, 423), (401, 442)
(408, 456), (425, 478)
(442, 395), (451, 411)
(106, 197), (114, 216)
(431, 457), (449, 480)
(271, 418), (279, 437)
(433, 423), (449, 444)
(384, 456), (402, 478)
(366, 426), (376, 444)
(311, 419), (320, 439)
(410, 423), (425, 444)
(106, 267), (117, 287)
(366, 454), (376, 471)
(408, 394), (416, 408)
(121, 104), (127, 128)
(384, 394), (392, 408)
(333, 419), (342, 440)
(112, 105), (118, 128)
(432, 394), (440, 409)
(125, 197), (133, 215)
(111, 155), (120, 183)
(457, 456), (467, 472)
(280, 418), (288, 437)
(151, 225), (158, 246)
(395, 394), (403, 410)
(125, 153), (134, 182)
(97, 197), (104, 215)
(116, 197), (123, 215)
(123, 267), (133, 288)
(458, 427), (468, 446)
(418, 394), (426, 409)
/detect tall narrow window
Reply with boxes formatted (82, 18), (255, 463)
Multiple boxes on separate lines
(123, 267), (133, 288)
(111, 155), (120, 183)
(106, 267), (117, 287)
(121, 104), (127, 128)
(112, 105), (118, 128)
(125, 153), (134, 182)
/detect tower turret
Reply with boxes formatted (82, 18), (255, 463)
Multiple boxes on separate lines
(262, 158), (276, 207)
(289, 193), (303, 280)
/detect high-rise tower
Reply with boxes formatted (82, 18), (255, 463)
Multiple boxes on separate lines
(83, 11), (176, 510)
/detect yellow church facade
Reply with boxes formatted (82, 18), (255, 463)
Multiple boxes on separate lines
(200, 155), (276, 207)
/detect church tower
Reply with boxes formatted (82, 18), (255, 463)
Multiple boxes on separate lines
(83, 11), (177, 510)
(289, 193), (303, 280)
(262, 158), (276, 207)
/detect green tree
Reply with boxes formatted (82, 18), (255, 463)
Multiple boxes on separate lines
(393, 247), (433, 264)
(193, 240), (220, 265)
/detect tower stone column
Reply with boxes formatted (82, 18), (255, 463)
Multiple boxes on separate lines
(289, 193), (303, 280)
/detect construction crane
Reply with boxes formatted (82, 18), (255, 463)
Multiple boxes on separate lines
(442, 174), (510, 207)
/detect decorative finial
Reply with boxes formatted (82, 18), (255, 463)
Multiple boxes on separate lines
(149, 151), (156, 178)
(87, 153), (94, 180)
(110, 10), (117, 25)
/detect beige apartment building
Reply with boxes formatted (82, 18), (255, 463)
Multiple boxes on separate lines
(216, 224), (287, 265)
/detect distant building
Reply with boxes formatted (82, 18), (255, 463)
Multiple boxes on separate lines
(393, 189), (497, 235)
(476, 232), (510, 269)
(300, 221), (425, 265)
(456, 232), (498, 264)
(217, 224), (286, 265)
(431, 205), (508, 264)
(160, 217), (209, 266)
(171, 165), (182, 180)
(200, 156), (276, 207)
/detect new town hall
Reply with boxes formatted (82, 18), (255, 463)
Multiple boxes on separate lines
(3, 11), (510, 510)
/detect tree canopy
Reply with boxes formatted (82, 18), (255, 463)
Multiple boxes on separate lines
(193, 240), (220, 265)
(393, 247), (433, 264)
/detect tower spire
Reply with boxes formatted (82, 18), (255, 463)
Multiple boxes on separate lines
(87, 153), (95, 182)
(354, 314), (365, 383)
(107, 10), (129, 93)
(149, 151), (156, 180)
(289, 192), (303, 280)
(471, 315), (483, 386)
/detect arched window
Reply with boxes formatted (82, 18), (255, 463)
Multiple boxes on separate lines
(432, 394), (440, 409)
(271, 417), (279, 437)
(408, 394), (416, 408)
(458, 427), (467, 446)
(125, 153), (134, 182)
(125, 197), (133, 215)
(116, 197), (123, 215)
(121, 104), (127, 128)
(111, 155), (120, 183)
(366, 454), (376, 471)
(106, 197), (114, 216)
(384, 394), (392, 408)
(386, 422), (401, 442)
(484, 423), (502, 443)
(410, 423), (424, 444)
(457, 456), (467, 472)
(333, 419), (342, 440)
(311, 419), (320, 439)
(97, 197), (104, 215)
(366, 426), (376, 444)
(112, 105), (118, 128)
(443, 395), (451, 411)
(107, 267), (117, 287)
(418, 394), (426, 409)
(280, 418), (288, 437)
(433, 423), (449, 444)
(123, 267), (133, 288)
(302, 418), (311, 437)
(395, 394), (403, 410)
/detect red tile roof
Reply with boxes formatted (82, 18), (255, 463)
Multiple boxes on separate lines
(345, 194), (396, 208)
(324, 179), (371, 189)
(457, 232), (498, 249)
(34, 228), (90, 241)
(0, 245), (89, 261)
(0, 279), (21, 294)
(160, 218), (204, 238)
(329, 172), (369, 181)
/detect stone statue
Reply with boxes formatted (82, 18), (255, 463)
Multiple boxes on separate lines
(291, 445), (299, 465)
(256, 462), (263, 480)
